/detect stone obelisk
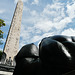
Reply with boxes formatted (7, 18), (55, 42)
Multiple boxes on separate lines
(1, 0), (23, 65)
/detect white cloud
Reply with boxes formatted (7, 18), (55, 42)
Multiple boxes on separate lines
(30, 10), (38, 16)
(19, 0), (75, 49)
(22, 0), (28, 2)
(41, 3), (65, 21)
(34, 2), (71, 32)
(35, 1), (75, 32)
(23, 6), (30, 11)
(66, 2), (75, 18)
(72, 0), (75, 2)
(53, 0), (59, 3)
(30, 32), (53, 43)
(31, 0), (39, 5)
(34, 19), (53, 32)
(0, 10), (5, 14)
(61, 28), (75, 36)
(20, 25), (31, 40)
(19, 30), (53, 49)
(22, 9), (40, 24)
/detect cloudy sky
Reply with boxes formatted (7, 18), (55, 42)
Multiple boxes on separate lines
(0, 0), (75, 50)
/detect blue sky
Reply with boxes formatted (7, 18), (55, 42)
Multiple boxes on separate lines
(0, 0), (75, 51)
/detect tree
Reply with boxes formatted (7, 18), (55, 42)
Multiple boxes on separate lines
(0, 19), (6, 45)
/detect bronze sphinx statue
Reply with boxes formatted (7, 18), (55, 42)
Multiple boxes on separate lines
(13, 35), (75, 75)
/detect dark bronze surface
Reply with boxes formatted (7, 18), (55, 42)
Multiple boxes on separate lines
(13, 35), (75, 75)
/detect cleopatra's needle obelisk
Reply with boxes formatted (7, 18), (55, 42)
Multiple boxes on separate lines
(1, 0), (23, 66)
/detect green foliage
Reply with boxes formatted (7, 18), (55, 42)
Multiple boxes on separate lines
(0, 19), (6, 27)
(0, 19), (6, 34)
(0, 50), (3, 60)
(0, 19), (6, 45)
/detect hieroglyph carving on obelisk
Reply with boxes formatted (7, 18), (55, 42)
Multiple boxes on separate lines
(1, 0), (23, 65)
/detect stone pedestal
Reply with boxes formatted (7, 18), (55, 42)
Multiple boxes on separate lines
(0, 71), (13, 75)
